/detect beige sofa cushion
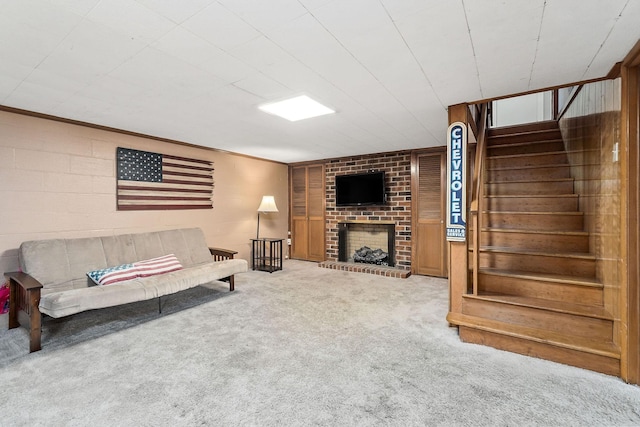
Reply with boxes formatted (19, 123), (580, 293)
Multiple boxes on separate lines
(18, 228), (248, 318)
(39, 259), (247, 318)
(20, 228), (213, 293)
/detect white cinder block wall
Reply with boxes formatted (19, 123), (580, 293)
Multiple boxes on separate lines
(0, 110), (289, 276)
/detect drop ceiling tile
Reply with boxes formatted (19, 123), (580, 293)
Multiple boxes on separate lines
(0, 1), (82, 61)
(135, 0), (215, 24)
(297, 0), (335, 11)
(531, 0), (630, 85)
(37, 19), (147, 84)
(583, 0), (640, 79)
(86, 0), (175, 44)
(232, 73), (291, 100)
(151, 26), (215, 67)
(198, 50), (255, 84)
(394, 1), (481, 103)
(217, 0), (308, 32)
(22, 68), (87, 96)
(47, 0), (101, 16)
(0, 76), (22, 104)
(267, 13), (403, 119)
(379, 0), (436, 22)
(266, 14), (367, 84)
(2, 0), (640, 163)
(312, 0), (390, 41)
(310, 1), (435, 97)
(109, 47), (226, 101)
(230, 35), (295, 72)
(181, 2), (261, 50)
(465, 0), (543, 96)
(0, 60), (37, 85)
(74, 75), (146, 105)
(4, 78), (76, 114)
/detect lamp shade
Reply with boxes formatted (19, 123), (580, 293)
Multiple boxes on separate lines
(257, 195), (278, 213)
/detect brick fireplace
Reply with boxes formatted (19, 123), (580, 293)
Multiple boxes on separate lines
(323, 151), (412, 274)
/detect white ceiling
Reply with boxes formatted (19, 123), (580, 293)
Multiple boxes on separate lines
(1, 0), (639, 163)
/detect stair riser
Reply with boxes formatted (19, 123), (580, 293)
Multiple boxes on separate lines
(486, 180), (574, 196)
(484, 196), (578, 212)
(488, 152), (568, 168)
(477, 273), (603, 305)
(462, 298), (612, 341)
(488, 129), (562, 145)
(459, 327), (620, 377)
(489, 121), (559, 136)
(480, 252), (595, 277)
(483, 212), (584, 231)
(480, 231), (589, 252)
(487, 166), (571, 181)
(487, 140), (565, 157)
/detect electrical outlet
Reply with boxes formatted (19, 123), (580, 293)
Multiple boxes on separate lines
(287, 238), (291, 245)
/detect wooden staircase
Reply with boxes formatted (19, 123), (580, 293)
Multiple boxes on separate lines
(450, 120), (620, 376)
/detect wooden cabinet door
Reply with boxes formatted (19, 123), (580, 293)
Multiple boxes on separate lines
(291, 166), (309, 260)
(412, 151), (447, 277)
(307, 165), (325, 261)
(290, 164), (325, 261)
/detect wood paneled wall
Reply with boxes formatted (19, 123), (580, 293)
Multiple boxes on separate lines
(558, 79), (622, 343)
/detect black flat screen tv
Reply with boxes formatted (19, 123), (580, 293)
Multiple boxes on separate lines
(335, 171), (386, 206)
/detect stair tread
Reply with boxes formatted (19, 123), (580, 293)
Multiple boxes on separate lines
(478, 268), (602, 287)
(487, 164), (570, 172)
(481, 227), (588, 236)
(481, 246), (595, 259)
(482, 211), (583, 216)
(487, 138), (564, 149)
(488, 151), (567, 160)
(489, 128), (560, 136)
(489, 120), (558, 133)
(485, 195), (577, 199)
(463, 293), (613, 320)
(486, 194), (578, 199)
(487, 178), (574, 184)
(447, 312), (620, 359)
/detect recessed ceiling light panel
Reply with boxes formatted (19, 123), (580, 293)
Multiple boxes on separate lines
(258, 95), (335, 121)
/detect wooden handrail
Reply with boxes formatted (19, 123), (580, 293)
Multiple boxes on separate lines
(469, 103), (489, 295)
(470, 104), (489, 213)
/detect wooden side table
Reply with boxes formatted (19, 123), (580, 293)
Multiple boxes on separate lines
(251, 238), (283, 273)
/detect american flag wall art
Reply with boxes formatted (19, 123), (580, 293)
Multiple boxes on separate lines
(116, 147), (214, 210)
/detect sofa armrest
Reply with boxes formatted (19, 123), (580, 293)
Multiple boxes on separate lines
(209, 247), (238, 261)
(208, 248), (239, 292)
(4, 271), (44, 291)
(4, 271), (43, 352)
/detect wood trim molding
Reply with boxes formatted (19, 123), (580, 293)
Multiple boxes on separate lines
(607, 62), (622, 79)
(623, 39), (640, 67)
(288, 148), (413, 167)
(624, 65), (640, 384)
(620, 38), (640, 384)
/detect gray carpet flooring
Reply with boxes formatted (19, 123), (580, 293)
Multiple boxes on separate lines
(1, 260), (639, 426)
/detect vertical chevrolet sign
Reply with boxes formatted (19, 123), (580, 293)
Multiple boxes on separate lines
(446, 122), (467, 241)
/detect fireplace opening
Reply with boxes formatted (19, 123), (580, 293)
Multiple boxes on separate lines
(338, 222), (395, 267)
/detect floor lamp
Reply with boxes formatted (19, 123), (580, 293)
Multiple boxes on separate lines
(257, 195), (278, 239)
